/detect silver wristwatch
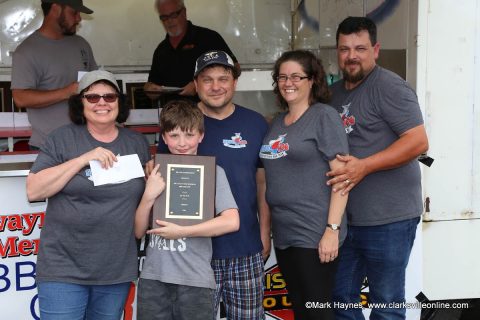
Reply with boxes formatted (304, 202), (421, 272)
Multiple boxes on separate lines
(326, 223), (341, 231)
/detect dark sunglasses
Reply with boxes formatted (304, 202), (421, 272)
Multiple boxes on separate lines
(159, 7), (184, 21)
(82, 93), (119, 103)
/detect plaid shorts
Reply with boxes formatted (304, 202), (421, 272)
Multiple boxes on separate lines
(212, 252), (265, 320)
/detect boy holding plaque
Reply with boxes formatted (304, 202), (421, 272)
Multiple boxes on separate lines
(134, 100), (240, 320)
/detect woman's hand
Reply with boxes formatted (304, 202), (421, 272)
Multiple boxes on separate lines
(80, 147), (118, 169)
(144, 159), (155, 178)
(143, 164), (165, 201)
(147, 220), (185, 240)
(318, 229), (339, 263)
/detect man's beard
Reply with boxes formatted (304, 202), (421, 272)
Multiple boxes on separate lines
(58, 11), (76, 35)
(342, 61), (365, 84)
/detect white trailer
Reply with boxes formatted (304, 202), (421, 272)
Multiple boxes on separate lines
(415, 0), (480, 318)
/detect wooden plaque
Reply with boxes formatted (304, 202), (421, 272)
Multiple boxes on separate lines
(153, 154), (216, 226)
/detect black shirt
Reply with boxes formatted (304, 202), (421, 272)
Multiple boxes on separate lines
(148, 21), (237, 103)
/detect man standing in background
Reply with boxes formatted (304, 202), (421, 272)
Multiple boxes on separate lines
(144, 0), (238, 103)
(327, 16), (428, 320)
(11, 0), (97, 149)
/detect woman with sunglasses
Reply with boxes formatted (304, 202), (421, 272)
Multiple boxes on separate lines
(27, 70), (150, 320)
(259, 50), (349, 320)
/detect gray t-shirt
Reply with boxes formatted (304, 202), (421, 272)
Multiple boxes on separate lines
(31, 124), (150, 285)
(11, 31), (97, 148)
(140, 166), (237, 289)
(329, 66), (424, 226)
(260, 103), (349, 249)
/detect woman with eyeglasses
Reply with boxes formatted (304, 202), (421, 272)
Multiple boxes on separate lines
(26, 70), (150, 320)
(259, 50), (349, 320)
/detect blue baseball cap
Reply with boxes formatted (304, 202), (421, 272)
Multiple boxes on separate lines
(194, 51), (235, 77)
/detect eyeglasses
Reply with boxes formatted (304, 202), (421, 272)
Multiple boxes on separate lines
(276, 75), (310, 83)
(82, 93), (119, 103)
(159, 7), (184, 21)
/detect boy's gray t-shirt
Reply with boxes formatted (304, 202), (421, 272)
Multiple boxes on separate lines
(140, 166), (237, 289)
(260, 103), (349, 250)
(329, 66), (424, 226)
(31, 124), (150, 285)
(11, 31), (97, 147)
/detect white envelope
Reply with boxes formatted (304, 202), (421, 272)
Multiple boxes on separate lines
(89, 154), (145, 186)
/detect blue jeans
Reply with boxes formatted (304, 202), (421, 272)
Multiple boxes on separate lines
(37, 281), (131, 320)
(333, 217), (420, 320)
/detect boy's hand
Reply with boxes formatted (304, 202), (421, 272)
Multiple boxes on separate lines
(144, 164), (165, 200)
(147, 219), (185, 240)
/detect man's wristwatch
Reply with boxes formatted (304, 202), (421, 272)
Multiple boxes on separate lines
(326, 223), (341, 231)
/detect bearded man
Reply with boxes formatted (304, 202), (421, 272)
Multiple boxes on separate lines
(11, 0), (97, 149)
(327, 16), (429, 320)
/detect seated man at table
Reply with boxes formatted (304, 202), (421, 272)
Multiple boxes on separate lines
(144, 0), (238, 104)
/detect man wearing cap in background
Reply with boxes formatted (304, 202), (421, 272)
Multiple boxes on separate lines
(144, 0), (238, 104)
(11, 0), (97, 149)
(154, 50), (270, 319)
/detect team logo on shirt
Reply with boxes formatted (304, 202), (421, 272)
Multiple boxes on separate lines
(340, 103), (356, 134)
(80, 48), (89, 69)
(223, 132), (248, 148)
(259, 134), (289, 159)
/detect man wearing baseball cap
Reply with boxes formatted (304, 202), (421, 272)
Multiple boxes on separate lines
(11, 0), (97, 149)
(154, 50), (270, 319)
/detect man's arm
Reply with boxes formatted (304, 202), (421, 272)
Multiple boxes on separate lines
(327, 124), (429, 194)
(143, 82), (164, 100)
(256, 168), (271, 260)
(12, 82), (78, 109)
(179, 81), (196, 96)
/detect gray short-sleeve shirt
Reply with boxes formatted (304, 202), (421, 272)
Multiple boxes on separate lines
(11, 31), (97, 147)
(260, 103), (349, 249)
(31, 124), (150, 285)
(329, 66), (424, 226)
(140, 165), (237, 289)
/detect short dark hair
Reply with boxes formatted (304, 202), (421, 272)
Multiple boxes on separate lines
(272, 50), (330, 110)
(160, 100), (204, 135)
(69, 81), (129, 125)
(193, 64), (241, 80)
(336, 16), (377, 47)
(41, 2), (54, 16)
